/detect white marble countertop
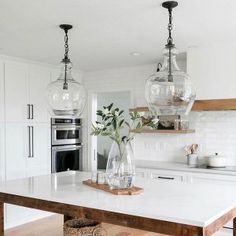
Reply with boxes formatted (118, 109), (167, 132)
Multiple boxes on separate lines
(136, 160), (236, 176)
(0, 171), (236, 227)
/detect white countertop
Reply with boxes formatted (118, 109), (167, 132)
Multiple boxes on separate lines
(136, 160), (236, 176)
(1, 171), (236, 227)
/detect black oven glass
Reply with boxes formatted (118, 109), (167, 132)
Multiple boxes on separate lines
(55, 149), (80, 172)
(56, 130), (79, 140)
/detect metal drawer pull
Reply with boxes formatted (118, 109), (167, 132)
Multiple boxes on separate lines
(28, 126), (34, 158)
(156, 176), (175, 180)
(30, 104), (34, 119)
(31, 126), (34, 157)
(28, 126), (32, 157)
(27, 104), (31, 119)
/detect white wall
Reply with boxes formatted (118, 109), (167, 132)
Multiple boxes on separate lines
(84, 54), (236, 167)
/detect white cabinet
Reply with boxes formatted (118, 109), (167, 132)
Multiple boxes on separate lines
(4, 61), (51, 123)
(28, 65), (51, 123)
(4, 61), (28, 122)
(5, 123), (51, 228)
(26, 124), (51, 177)
(1, 57), (56, 228)
(5, 124), (51, 180)
(5, 124), (27, 180)
(188, 173), (236, 185)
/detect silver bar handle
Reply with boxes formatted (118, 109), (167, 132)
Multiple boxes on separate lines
(30, 104), (34, 120)
(31, 126), (34, 157)
(27, 104), (31, 119)
(53, 126), (81, 130)
(52, 146), (82, 152)
(28, 126), (32, 157)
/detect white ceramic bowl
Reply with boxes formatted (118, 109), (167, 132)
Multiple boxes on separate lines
(206, 153), (226, 168)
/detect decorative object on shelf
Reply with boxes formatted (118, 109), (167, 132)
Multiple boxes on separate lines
(185, 144), (199, 167)
(156, 62), (162, 72)
(46, 24), (86, 116)
(91, 103), (146, 189)
(158, 115), (180, 130)
(129, 109), (194, 133)
(83, 180), (144, 195)
(145, 1), (196, 117)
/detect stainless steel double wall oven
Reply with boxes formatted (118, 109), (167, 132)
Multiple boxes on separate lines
(51, 118), (83, 173)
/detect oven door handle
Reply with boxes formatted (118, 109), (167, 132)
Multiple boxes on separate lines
(52, 146), (82, 151)
(52, 126), (81, 130)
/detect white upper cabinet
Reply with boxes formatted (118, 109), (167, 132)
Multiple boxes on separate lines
(187, 45), (236, 99)
(4, 61), (29, 122)
(29, 65), (51, 123)
(4, 60), (52, 123)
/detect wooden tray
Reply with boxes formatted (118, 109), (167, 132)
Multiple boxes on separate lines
(82, 179), (144, 195)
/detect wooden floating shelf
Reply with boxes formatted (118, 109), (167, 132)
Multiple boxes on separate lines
(130, 129), (195, 134)
(129, 99), (236, 112)
(192, 99), (236, 111)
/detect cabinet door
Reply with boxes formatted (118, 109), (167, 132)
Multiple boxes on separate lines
(189, 173), (236, 185)
(5, 123), (27, 180)
(5, 61), (29, 122)
(29, 65), (51, 123)
(26, 124), (51, 177)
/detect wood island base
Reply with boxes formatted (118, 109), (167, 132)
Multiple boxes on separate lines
(0, 194), (235, 236)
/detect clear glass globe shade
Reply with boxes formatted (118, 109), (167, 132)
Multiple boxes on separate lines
(145, 47), (196, 116)
(46, 62), (86, 116)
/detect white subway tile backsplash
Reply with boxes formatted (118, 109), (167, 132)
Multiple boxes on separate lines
(134, 111), (236, 165)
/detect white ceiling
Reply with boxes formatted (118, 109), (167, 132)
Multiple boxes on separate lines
(0, 0), (236, 71)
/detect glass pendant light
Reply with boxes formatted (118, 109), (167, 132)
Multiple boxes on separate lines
(145, 1), (196, 116)
(46, 24), (86, 116)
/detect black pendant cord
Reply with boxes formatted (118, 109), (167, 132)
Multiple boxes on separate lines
(63, 29), (70, 61)
(60, 24), (73, 90)
(168, 8), (173, 82)
(63, 29), (69, 90)
(162, 1), (178, 82)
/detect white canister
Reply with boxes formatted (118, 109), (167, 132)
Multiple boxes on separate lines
(207, 153), (226, 168)
(187, 154), (198, 167)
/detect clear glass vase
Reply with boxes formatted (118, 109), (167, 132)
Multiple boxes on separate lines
(106, 142), (135, 189)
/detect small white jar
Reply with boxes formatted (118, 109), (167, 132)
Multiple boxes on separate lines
(187, 153), (198, 167)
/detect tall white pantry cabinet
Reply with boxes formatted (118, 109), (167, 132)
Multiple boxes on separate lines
(0, 57), (60, 228)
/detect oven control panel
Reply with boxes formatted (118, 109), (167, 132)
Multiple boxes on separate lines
(51, 118), (81, 125)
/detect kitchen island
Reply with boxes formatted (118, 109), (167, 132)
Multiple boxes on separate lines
(0, 171), (236, 236)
